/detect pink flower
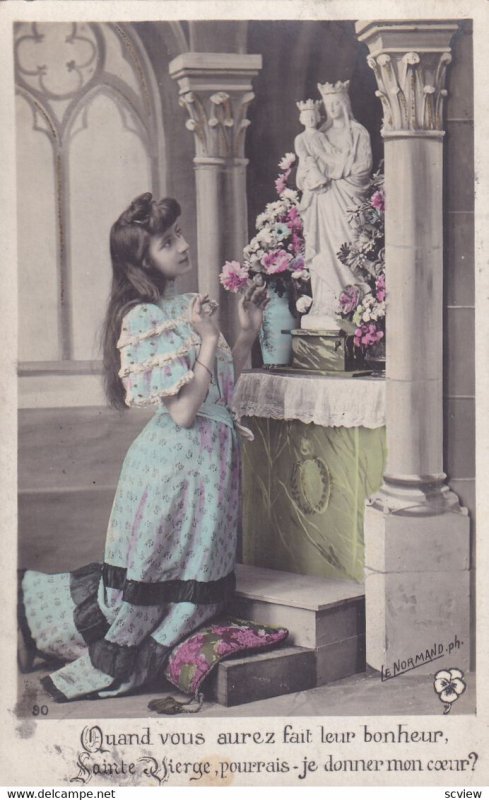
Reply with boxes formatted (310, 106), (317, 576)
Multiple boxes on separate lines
(275, 173), (289, 195)
(375, 274), (386, 302)
(354, 323), (385, 348)
(262, 249), (292, 275)
(371, 189), (385, 212)
(339, 285), (361, 315)
(219, 260), (249, 293)
(286, 206), (303, 232)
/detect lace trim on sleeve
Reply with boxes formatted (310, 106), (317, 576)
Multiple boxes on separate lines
(118, 336), (200, 378)
(117, 318), (179, 349)
(124, 371), (194, 407)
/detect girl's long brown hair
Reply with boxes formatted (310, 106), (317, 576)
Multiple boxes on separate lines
(102, 193), (181, 409)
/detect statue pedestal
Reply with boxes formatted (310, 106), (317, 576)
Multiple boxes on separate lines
(291, 329), (367, 373)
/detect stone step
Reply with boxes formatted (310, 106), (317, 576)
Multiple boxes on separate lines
(206, 563), (366, 705)
(232, 563), (365, 649)
(207, 645), (316, 706)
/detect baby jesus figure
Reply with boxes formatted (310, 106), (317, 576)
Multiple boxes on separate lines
(294, 99), (341, 207)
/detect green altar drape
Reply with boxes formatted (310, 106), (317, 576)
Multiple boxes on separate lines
(240, 417), (386, 583)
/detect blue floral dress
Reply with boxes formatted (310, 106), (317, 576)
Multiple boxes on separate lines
(19, 292), (240, 701)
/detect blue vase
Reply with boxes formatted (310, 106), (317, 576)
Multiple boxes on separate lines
(259, 285), (297, 366)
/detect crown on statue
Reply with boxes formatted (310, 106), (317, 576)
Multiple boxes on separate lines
(296, 99), (321, 112)
(317, 79), (350, 96)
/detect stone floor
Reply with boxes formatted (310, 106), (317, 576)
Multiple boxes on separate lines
(17, 666), (476, 721)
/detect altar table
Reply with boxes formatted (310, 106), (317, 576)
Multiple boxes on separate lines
(232, 370), (386, 583)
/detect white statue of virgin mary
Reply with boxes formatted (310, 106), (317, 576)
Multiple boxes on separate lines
(295, 80), (373, 331)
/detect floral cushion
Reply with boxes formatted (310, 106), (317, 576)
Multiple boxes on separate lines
(163, 617), (288, 696)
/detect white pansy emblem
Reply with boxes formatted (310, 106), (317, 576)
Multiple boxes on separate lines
(433, 668), (466, 714)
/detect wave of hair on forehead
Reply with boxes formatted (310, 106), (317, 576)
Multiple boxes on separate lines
(147, 197), (181, 236)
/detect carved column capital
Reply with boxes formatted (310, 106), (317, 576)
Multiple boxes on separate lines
(169, 52), (262, 159)
(356, 20), (459, 135)
(177, 87), (255, 160)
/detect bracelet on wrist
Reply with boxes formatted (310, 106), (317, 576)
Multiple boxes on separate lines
(195, 358), (214, 382)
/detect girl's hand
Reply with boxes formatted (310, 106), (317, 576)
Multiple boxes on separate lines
(238, 283), (269, 336)
(190, 294), (220, 341)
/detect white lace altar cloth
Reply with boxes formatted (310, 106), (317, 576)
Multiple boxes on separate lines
(232, 370), (386, 429)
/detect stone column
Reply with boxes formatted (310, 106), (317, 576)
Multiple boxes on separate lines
(355, 21), (471, 671)
(169, 54), (262, 340)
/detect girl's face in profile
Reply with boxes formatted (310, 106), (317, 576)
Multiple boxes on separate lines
(147, 219), (192, 280)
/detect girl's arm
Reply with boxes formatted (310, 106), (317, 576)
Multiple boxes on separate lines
(232, 283), (268, 380)
(162, 295), (219, 428)
(232, 328), (256, 379)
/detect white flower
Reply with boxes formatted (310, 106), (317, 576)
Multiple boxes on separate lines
(355, 231), (372, 252)
(256, 212), (268, 229)
(244, 238), (260, 257)
(274, 222), (291, 240)
(281, 188), (299, 204)
(249, 252), (262, 267)
(278, 152), (296, 170)
(434, 669), (466, 713)
(266, 200), (287, 218)
(292, 269), (309, 280)
(296, 295), (313, 314)
(257, 227), (276, 245)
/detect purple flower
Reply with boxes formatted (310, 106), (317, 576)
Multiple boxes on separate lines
(290, 232), (304, 256)
(290, 255), (305, 273)
(371, 189), (385, 212)
(339, 285), (361, 316)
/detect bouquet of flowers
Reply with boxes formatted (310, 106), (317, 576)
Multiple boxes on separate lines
(219, 153), (312, 315)
(335, 165), (386, 353)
